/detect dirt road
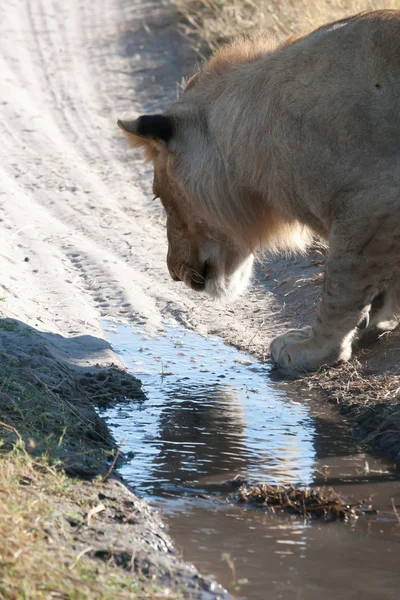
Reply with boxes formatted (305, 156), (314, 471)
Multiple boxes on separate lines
(1, 0), (178, 344)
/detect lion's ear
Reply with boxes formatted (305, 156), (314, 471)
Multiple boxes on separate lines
(118, 115), (173, 143)
(118, 115), (173, 161)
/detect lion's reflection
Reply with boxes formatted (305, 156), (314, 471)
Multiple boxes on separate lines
(149, 383), (247, 494)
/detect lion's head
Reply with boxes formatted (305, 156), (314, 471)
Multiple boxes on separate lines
(118, 112), (255, 300)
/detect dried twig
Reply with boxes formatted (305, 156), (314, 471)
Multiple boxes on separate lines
(391, 497), (400, 523)
(101, 445), (121, 484)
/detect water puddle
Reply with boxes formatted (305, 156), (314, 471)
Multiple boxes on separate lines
(99, 320), (400, 599)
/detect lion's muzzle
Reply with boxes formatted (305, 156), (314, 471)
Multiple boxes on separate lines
(169, 263), (208, 292)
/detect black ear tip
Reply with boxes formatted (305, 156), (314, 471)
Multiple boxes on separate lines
(136, 114), (174, 142)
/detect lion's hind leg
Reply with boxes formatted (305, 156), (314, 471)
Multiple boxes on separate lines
(358, 282), (400, 345)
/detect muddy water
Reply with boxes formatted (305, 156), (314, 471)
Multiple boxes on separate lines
(100, 320), (400, 599)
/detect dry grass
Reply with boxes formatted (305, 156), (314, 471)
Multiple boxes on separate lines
(307, 359), (400, 405)
(171, 0), (400, 51)
(0, 442), (169, 600)
(305, 359), (400, 454)
(236, 482), (374, 520)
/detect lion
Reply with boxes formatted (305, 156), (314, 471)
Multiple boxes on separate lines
(118, 10), (400, 373)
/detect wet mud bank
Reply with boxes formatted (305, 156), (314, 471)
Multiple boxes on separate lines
(245, 256), (400, 461)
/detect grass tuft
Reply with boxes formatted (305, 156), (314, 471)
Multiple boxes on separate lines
(305, 358), (400, 455)
(0, 443), (146, 599)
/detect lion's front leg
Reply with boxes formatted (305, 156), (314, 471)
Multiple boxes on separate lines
(270, 253), (380, 373)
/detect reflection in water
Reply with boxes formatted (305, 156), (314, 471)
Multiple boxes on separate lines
(152, 385), (246, 492)
(101, 320), (316, 493)
(100, 320), (400, 600)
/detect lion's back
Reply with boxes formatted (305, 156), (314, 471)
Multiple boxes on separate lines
(279, 11), (400, 141)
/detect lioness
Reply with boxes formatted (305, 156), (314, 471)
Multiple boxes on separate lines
(118, 10), (400, 373)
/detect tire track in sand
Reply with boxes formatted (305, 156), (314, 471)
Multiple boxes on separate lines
(0, 0), (194, 334)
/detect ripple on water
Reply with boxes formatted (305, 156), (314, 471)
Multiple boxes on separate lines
(100, 319), (318, 495)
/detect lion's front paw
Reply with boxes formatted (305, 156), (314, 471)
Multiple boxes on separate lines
(270, 327), (313, 371)
(270, 327), (349, 373)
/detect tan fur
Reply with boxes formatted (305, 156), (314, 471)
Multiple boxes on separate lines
(122, 130), (160, 163)
(120, 10), (400, 372)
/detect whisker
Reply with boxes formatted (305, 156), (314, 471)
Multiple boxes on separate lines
(186, 241), (192, 264)
(188, 268), (206, 282)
